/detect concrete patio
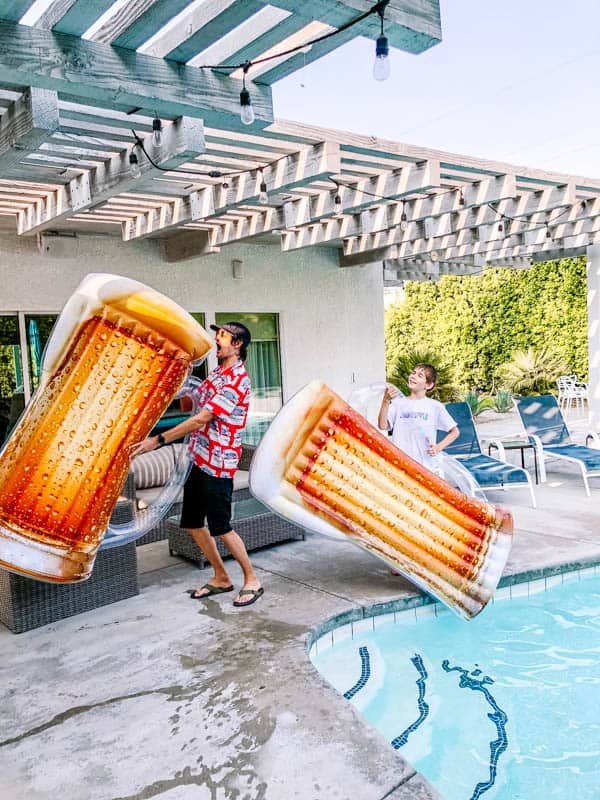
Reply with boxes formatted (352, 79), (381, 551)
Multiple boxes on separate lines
(1, 409), (598, 800)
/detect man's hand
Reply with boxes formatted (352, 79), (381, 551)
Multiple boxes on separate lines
(129, 437), (159, 458)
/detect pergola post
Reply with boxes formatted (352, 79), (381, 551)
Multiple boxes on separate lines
(586, 244), (600, 428)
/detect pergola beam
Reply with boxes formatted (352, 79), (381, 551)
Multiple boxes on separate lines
(0, 88), (59, 170)
(123, 141), (341, 241)
(286, 174), (515, 253)
(0, 20), (273, 128)
(18, 117), (206, 235)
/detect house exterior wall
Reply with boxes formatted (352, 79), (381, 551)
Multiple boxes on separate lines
(0, 231), (385, 402)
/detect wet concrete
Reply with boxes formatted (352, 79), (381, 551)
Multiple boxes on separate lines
(1, 408), (598, 800)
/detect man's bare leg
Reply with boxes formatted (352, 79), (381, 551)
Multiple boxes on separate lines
(187, 527), (233, 596)
(221, 529), (262, 604)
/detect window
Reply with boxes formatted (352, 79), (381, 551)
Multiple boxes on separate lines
(25, 314), (58, 392)
(0, 315), (22, 444)
(215, 312), (282, 444)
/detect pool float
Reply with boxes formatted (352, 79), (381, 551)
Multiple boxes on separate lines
(249, 381), (513, 619)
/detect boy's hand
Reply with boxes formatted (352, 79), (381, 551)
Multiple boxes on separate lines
(384, 385), (400, 402)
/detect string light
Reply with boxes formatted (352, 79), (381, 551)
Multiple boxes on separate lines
(330, 178), (342, 205)
(128, 150), (141, 178)
(373, 1), (390, 81)
(400, 202), (408, 230)
(206, 1), (394, 122)
(258, 168), (268, 204)
(151, 117), (163, 148)
(239, 62), (255, 126)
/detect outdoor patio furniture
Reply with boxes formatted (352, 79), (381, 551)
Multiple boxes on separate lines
(556, 374), (589, 413)
(167, 495), (305, 568)
(586, 431), (600, 448)
(439, 401), (537, 507)
(129, 444), (252, 546)
(514, 394), (600, 496)
(0, 494), (139, 634)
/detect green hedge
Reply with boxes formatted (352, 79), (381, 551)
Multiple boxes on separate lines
(384, 257), (588, 393)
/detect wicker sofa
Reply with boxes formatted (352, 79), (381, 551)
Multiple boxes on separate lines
(0, 491), (138, 634)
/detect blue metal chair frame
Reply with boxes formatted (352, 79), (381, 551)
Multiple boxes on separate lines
(514, 394), (600, 497)
(438, 401), (536, 507)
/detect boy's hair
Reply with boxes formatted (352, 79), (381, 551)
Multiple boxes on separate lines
(413, 362), (437, 388)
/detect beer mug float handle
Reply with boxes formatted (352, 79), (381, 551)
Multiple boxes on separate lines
(100, 376), (202, 549)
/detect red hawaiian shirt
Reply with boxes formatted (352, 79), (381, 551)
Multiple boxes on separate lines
(189, 360), (251, 478)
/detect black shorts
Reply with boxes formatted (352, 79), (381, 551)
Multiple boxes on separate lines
(180, 465), (234, 537)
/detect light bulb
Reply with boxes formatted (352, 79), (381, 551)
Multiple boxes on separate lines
(373, 35), (390, 81)
(240, 88), (255, 125)
(152, 117), (163, 148)
(258, 180), (268, 204)
(129, 151), (141, 178)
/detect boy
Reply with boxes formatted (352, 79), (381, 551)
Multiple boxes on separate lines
(377, 363), (459, 471)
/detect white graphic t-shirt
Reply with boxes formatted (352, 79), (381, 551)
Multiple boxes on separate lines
(387, 396), (456, 468)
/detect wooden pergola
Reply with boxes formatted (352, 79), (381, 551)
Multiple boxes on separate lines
(0, 0), (598, 283)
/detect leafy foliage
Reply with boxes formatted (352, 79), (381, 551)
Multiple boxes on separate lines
(491, 388), (514, 413)
(498, 347), (567, 395)
(462, 389), (494, 417)
(384, 258), (587, 395)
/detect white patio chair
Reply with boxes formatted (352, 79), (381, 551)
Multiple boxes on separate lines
(556, 375), (588, 413)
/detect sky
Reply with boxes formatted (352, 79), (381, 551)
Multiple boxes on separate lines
(273, 0), (600, 179)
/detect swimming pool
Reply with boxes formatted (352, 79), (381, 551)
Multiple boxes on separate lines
(310, 567), (600, 800)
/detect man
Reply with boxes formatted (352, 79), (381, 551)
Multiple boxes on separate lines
(131, 321), (263, 608)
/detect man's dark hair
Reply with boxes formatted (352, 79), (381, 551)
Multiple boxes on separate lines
(414, 362), (437, 388)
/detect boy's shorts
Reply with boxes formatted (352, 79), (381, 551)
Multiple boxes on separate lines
(180, 464), (234, 537)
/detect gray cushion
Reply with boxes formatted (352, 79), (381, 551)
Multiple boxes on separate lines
(132, 444), (185, 489)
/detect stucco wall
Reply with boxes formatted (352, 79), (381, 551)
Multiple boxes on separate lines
(0, 231), (385, 402)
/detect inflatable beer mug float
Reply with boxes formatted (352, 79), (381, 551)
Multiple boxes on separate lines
(0, 274), (212, 583)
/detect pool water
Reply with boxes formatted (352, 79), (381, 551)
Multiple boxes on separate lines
(311, 571), (600, 800)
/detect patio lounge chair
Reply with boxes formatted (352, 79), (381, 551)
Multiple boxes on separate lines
(514, 394), (600, 496)
(438, 402), (536, 507)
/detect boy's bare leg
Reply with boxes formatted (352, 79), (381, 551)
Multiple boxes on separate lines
(187, 527), (233, 594)
(221, 530), (262, 602)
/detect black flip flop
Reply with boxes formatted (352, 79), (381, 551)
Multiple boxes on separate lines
(232, 587), (264, 607)
(187, 584), (234, 599)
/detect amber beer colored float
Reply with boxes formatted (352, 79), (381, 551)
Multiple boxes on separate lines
(0, 274), (212, 583)
(250, 381), (513, 619)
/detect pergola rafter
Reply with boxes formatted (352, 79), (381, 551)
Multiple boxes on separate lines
(0, 2), (598, 282)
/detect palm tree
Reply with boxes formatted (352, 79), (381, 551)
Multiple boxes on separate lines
(387, 349), (456, 401)
(498, 348), (566, 395)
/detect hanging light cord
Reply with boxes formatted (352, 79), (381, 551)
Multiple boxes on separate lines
(131, 129), (292, 181)
(205, 1), (390, 72)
